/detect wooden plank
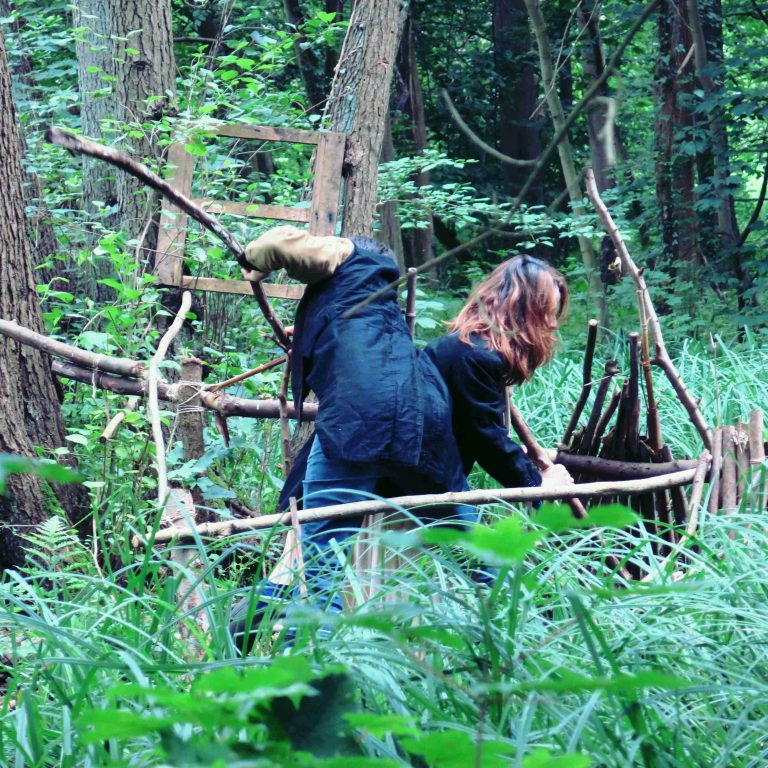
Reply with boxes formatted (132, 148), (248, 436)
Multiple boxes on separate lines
(180, 275), (304, 300)
(192, 199), (311, 222)
(156, 142), (195, 285)
(210, 124), (323, 145)
(310, 131), (346, 235)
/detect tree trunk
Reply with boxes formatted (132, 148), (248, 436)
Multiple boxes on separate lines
(577, 1), (620, 192)
(493, 0), (542, 199)
(0, 0), (59, 286)
(323, 0), (405, 236)
(687, 0), (753, 313)
(0, 30), (86, 569)
(73, 0), (176, 298)
(396, 5), (434, 268)
(654, 0), (699, 274)
(524, 0), (606, 324)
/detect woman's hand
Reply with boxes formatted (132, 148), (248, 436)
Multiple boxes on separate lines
(540, 464), (574, 487)
(241, 267), (270, 283)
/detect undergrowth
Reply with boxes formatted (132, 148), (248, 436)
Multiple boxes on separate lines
(2, 325), (768, 766)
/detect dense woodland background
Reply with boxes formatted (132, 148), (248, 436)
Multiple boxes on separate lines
(1, 0), (768, 765)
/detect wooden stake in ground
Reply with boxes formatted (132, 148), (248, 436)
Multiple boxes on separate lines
(562, 319), (599, 447)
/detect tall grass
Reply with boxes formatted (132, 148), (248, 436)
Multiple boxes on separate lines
(1, 340), (767, 766)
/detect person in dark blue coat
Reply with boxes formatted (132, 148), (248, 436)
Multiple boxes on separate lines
(230, 226), (572, 648)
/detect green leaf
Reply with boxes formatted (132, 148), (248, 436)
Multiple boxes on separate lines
(184, 141), (208, 157)
(0, 454), (81, 493)
(533, 503), (638, 532)
(77, 331), (113, 351)
(512, 669), (689, 694)
(192, 655), (317, 698)
(65, 433), (89, 446)
(522, 749), (592, 768)
(403, 731), (514, 768)
(78, 709), (176, 743)
(343, 713), (420, 738)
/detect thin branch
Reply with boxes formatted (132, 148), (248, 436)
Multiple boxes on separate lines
(562, 319), (599, 445)
(556, 451), (699, 479)
(100, 398), (139, 442)
(510, 372), (633, 580)
(406, 267), (418, 336)
(44, 126), (290, 350)
(139, 468), (698, 546)
(641, 450), (711, 582)
(150, 291), (192, 505)
(0, 318), (144, 378)
(441, 90), (538, 167)
(205, 356), (287, 392)
(52, 358), (318, 420)
(738, 147), (768, 246)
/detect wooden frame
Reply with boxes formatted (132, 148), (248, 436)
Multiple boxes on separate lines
(154, 124), (346, 299)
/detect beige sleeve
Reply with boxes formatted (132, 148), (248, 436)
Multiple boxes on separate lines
(244, 225), (355, 284)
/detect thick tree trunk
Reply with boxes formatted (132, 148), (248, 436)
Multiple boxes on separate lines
(0, 30), (86, 569)
(0, 0), (59, 285)
(73, 0), (176, 297)
(323, 0), (404, 236)
(493, 0), (542, 199)
(378, 113), (406, 270)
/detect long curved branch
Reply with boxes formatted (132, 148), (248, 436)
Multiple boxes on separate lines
(140, 468), (698, 546)
(44, 126), (290, 350)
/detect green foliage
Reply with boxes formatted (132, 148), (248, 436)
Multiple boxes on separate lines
(3, 1), (768, 765)
(0, 454), (80, 494)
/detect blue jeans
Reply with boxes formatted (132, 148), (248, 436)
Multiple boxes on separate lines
(299, 436), (382, 612)
(230, 439), (483, 651)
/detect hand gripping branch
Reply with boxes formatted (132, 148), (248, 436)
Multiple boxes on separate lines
(44, 126), (291, 351)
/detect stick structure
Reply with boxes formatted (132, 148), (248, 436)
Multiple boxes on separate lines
(584, 168), (712, 450)
(44, 126), (290, 350)
(138, 468), (698, 546)
(405, 268), (418, 337)
(562, 319), (599, 446)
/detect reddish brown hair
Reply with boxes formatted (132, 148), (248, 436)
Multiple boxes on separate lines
(448, 255), (568, 384)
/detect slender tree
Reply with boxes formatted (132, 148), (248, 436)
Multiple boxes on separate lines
(0, 29), (86, 569)
(524, 0), (606, 323)
(396, 3), (435, 268)
(654, 0), (699, 272)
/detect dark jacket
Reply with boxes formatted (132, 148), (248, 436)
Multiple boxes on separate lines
(424, 333), (542, 489)
(289, 238), (464, 490)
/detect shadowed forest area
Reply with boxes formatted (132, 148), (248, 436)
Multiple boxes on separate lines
(0, 0), (767, 765)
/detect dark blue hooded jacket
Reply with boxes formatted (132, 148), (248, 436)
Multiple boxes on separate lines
(281, 238), (465, 506)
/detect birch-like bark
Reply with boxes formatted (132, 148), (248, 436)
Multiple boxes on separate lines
(524, 0), (606, 324)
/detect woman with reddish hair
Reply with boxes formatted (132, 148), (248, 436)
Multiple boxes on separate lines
(424, 254), (571, 492)
(230, 228), (572, 647)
